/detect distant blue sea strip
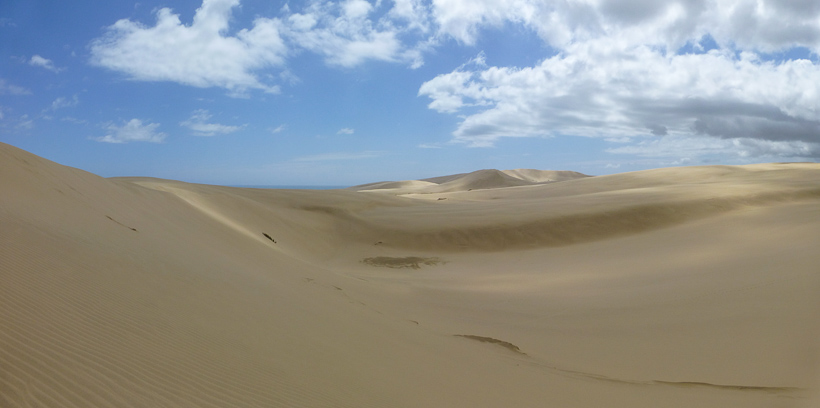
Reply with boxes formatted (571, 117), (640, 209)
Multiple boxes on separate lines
(227, 185), (349, 190)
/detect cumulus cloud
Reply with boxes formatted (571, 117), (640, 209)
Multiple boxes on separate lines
(418, 0), (820, 160)
(96, 119), (166, 143)
(389, 0), (433, 34)
(88, 0), (434, 93)
(429, 0), (820, 53)
(180, 109), (243, 136)
(89, 0), (286, 94)
(422, 45), (820, 146)
(337, 127), (355, 134)
(280, 0), (411, 67)
(29, 55), (62, 72)
(85, 0), (820, 161)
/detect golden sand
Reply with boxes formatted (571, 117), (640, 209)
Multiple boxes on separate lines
(2, 142), (819, 407)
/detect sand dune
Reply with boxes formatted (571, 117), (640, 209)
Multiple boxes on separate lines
(352, 168), (590, 194)
(2, 141), (820, 407)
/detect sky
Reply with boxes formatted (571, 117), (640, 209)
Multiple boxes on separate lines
(2, 0), (820, 186)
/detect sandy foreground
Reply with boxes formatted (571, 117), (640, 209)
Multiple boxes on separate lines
(2, 141), (820, 407)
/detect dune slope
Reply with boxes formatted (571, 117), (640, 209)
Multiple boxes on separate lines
(2, 142), (819, 407)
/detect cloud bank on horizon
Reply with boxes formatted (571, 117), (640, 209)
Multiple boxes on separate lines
(2, 0), (820, 184)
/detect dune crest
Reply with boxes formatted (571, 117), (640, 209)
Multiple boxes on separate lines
(351, 168), (591, 193)
(2, 141), (819, 408)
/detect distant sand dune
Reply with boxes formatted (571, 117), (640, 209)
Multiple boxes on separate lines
(351, 168), (590, 193)
(2, 141), (819, 407)
(356, 188), (820, 252)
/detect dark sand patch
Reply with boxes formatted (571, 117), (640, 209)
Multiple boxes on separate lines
(455, 335), (526, 355)
(361, 256), (444, 270)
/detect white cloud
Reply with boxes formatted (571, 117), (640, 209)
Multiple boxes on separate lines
(89, 0), (286, 95)
(337, 127), (355, 134)
(89, 0), (430, 88)
(417, 70), (474, 113)
(389, 0), (433, 34)
(96, 119), (166, 143)
(83, 0), (820, 163)
(732, 138), (820, 158)
(51, 95), (79, 110)
(83, 0), (493, 89)
(0, 111), (37, 132)
(428, 0), (820, 54)
(180, 109), (243, 136)
(421, 42), (820, 147)
(430, 0), (529, 45)
(293, 151), (382, 161)
(0, 79), (31, 95)
(608, 134), (820, 160)
(269, 124), (286, 134)
(61, 116), (88, 125)
(418, 0), (820, 161)
(16, 118), (34, 130)
(281, 0), (406, 68)
(29, 55), (62, 72)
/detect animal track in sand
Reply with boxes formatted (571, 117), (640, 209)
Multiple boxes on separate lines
(361, 256), (445, 270)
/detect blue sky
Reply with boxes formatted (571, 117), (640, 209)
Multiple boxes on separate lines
(2, 0), (820, 186)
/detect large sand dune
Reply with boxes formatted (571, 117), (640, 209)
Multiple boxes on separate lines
(2, 141), (819, 407)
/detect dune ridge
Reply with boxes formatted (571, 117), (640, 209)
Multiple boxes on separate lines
(2, 141), (820, 407)
(351, 168), (591, 193)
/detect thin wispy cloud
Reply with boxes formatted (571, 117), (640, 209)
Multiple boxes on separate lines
(16, 115), (34, 131)
(180, 109), (243, 136)
(418, 143), (442, 149)
(0, 79), (31, 95)
(293, 151), (382, 162)
(61, 116), (88, 125)
(337, 127), (354, 134)
(51, 95), (79, 110)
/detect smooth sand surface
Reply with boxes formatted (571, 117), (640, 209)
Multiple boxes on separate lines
(2, 141), (819, 407)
